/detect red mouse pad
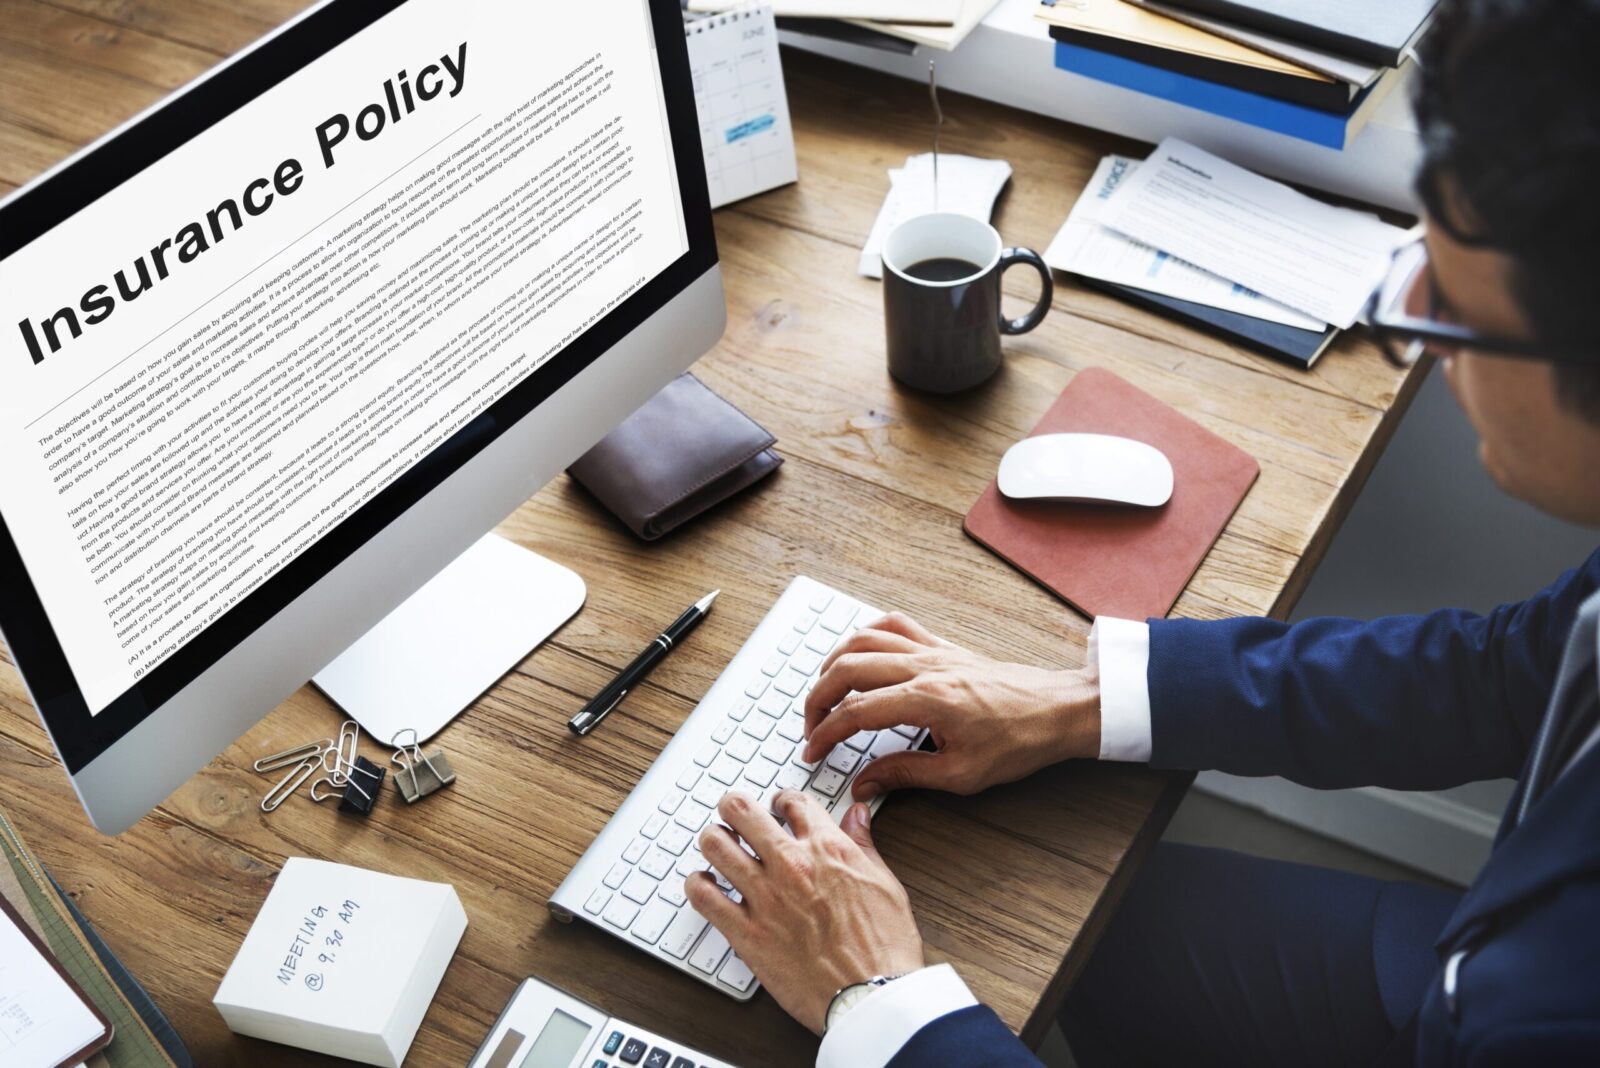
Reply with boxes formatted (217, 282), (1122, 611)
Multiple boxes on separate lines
(964, 367), (1259, 621)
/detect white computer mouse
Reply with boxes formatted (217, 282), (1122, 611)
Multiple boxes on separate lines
(997, 433), (1174, 506)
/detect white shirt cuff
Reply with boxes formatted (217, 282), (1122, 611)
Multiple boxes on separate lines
(815, 963), (977, 1068)
(1088, 617), (1153, 763)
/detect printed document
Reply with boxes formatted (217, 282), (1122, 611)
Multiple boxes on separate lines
(0, 0), (688, 713)
(0, 910), (105, 1068)
(1046, 155), (1324, 330)
(1097, 138), (1408, 328)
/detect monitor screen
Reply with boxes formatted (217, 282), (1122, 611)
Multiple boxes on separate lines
(0, 0), (713, 771)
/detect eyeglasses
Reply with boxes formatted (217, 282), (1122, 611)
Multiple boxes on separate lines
(1364, 234), (1595, 368)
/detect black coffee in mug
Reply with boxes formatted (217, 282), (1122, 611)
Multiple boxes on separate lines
(904, 257), (982, 283)
(882, 213), (1053, 393)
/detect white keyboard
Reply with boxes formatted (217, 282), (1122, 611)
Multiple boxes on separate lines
(548, 576), (930, 1000)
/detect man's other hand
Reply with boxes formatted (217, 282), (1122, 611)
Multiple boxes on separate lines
(802, 612), (1100, 801)
(685, 790), (924, 1035)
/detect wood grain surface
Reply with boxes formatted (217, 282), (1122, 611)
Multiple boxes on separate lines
(0, 2), (1419, 1064)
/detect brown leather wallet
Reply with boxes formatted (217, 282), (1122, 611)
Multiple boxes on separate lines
(567, 373), (782, 540)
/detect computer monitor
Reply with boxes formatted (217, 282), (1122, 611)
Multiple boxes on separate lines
(0, 0), (721, 834)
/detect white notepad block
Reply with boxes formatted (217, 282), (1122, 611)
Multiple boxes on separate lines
(215, 858), (468, 1067)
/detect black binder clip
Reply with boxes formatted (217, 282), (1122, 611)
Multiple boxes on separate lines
(336, 756), (386, 816)
(390, 728), (456, 804)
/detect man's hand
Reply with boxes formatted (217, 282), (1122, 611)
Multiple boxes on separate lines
(685, 790), (924, 1035)
(803, 612), (1100, 801)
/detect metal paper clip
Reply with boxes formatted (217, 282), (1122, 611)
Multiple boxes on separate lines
(321, 719), (360, 786)
(261, 758), (318, 812)
(390, 728), (456, 804)
(253, 740), (330, 773)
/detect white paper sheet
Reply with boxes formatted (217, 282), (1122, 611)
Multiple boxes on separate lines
(0, 912), (104, 1068)
(688, 0), (959, 24)
(1097, 138), (1409, 328)
(1046, 155), (1324, 330)
(859, 152), (1012, 278)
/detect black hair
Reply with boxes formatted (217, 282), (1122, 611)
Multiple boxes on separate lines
(1414, 0), (1600, 419)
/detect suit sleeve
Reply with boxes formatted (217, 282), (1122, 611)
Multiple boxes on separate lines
(1146, 549), (1600, 790)
(884, 1006), (1045, 1068)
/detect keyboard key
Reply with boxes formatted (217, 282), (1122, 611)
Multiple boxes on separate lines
(620, 1038), (648, 1064)
(604, 861), (630, 889)
(719, 953), (757, 992)
(694, 742), (719, 767)
(604, 897), (641, 930)
(773, 669), (808, 697)
(743, 757), (782, 788)
(728, 700), (754, 722)
(658, 790), (686, 816)
(808, 590), (834, 613)
(741, 715), (776, 741)
(631, 898), (677, 945)
(621, 869), (658, 905)
(676, 849), (707, 878)
(657, 822), (694, 855)
(689, 926), (731, 974)
(778, 632), (802, 655)
(776, 764), (811, 791)
(869, 731), (915, 759)
(744, 676), (770, 700)
(761, 737), (795, 765)
(776, 714), (805, 742)
(674, 801), (713, 832)
(811, 767), (848, 797)
(804, 630), (837, 656)
(843, 730), (875, 752)
(708, 755), (744, 785)
(711, 719), (736, 744)
(793, 613), (818, 634)
(726, 734), (760, 763)
(645, 1048), (672, 1068)
(820, 603), (858, 634)
(623, 837), (648, 864)
(675, 765), (702, 791)
(659, 875), (688, 907)
(640, 847), (675, 880)
(604, 1031), (625, 1055)
(641, 812), (668, 839)
(659, 906), (709, 959)
(756, 691), (790, 718)
(761, 654), (786, 677)
(825, 748), (861, 775)
(790, 649), (824, 676)
(692, 779), (726, 810)
(584, 888), (611, 915)
(794, 751), (820, 772)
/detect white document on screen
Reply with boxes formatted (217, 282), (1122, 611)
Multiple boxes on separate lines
(1096, 137), (1408, 328)
(1045, 154), (1324, 331)
(0, 0), (690, 714)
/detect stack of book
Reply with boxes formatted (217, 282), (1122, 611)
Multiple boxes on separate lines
(1038, 0), (1437, 149)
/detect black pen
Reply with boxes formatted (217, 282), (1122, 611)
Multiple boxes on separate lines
(569, 590), (719, 736)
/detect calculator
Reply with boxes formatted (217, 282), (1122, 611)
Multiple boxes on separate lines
(468, 977), (741, 1068)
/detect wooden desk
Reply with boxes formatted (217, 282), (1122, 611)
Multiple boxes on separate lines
(0, 3), (1418, 1064)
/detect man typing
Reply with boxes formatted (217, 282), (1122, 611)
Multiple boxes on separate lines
(685, 0), (1600, 1062)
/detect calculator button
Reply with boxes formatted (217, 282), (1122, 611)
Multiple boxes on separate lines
(671, 1058), (696, 1068)
(645, 1049), (672, 1068)
(620, 1038), (648, 1064)
(604, 1031), (624, 1055)
(593, 1060), (609, 1068)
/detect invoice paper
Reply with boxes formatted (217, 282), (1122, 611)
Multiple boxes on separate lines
(859, 152), (1012, 278)
(1097, 137), (1409, 328)
(1046, 155), (1324, 330)
(0, 911), (105, 1068)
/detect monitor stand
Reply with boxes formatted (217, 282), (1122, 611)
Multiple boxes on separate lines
(312, 533), (585, 745)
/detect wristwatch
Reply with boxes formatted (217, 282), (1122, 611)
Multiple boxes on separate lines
(824, 974), (905, 1034)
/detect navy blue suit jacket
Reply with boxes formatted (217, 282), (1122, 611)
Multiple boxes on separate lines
(889, 549), (1600, 1067)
